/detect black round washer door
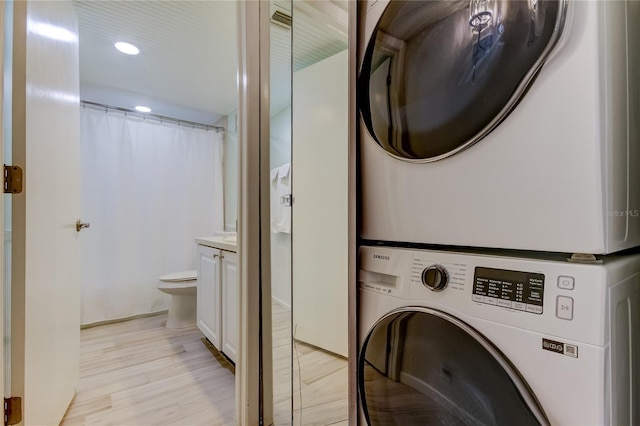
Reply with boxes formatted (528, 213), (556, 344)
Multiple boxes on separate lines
(359, 308), (549, 425)
(359, 0), (566, 161)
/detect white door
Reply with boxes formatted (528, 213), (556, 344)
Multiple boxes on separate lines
(9, 1), (82, 424)
(222, 251), (238, 363)
(292, 50), (349, 358)
(197, 244), (222, 350)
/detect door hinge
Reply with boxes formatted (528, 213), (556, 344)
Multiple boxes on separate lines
(280, 194), (292, 207)
(4, 165), (23, 194)
(4, 397), (22, 426)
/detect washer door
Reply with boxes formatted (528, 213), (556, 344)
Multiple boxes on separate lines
(359, 0), (567, 161)
(359, 308), (549, 425)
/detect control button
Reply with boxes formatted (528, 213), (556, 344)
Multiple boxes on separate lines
(564, 344), (578, 358)
(472, 294), (484, 303)
(512, 302), (526, 311)
(497, 299), (511, 308)
(526, 304), (543, 314)
(483, 297), (497, 306)
(556, 296), (574, 320)
(421, 265), (449, 291)
(558, 276), (575, 290)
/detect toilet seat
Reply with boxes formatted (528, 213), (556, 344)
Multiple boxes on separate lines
(157, 270), (198, 329)
(157, 281), (197, 296)
(159, 270), (197, 282)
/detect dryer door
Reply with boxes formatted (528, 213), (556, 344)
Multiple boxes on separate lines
(359, 0), (567, 161)
(359, 308), (549, 425)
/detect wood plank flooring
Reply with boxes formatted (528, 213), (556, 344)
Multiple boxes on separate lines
(271, 301), (348, 425)
(62, 303), (348, 425)
(60, 314), (235, 425)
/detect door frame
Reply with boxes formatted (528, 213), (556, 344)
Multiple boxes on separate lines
(0, 1), (271, 424)
(0, 0), (5, 409)
(236, 1), (272, 424)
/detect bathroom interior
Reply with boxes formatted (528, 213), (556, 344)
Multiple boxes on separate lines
(10, 0), (352, 424)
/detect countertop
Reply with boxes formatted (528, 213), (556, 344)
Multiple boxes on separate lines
(195, 236), (238, 252)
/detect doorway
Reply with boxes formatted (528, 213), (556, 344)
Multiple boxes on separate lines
(5, 2), (241, 422)
(66, 1), (239, 423)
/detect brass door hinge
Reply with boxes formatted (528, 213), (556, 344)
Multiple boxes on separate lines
(4, 165), (23, 194)
(4, 397), (22, 426)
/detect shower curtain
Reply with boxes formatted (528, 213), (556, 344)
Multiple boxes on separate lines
(80, 107), (224, 325)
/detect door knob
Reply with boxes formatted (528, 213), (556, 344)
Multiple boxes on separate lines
(76, 220), (90, 232)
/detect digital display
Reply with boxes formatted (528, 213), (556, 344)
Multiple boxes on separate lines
(473, 267), (544, 314)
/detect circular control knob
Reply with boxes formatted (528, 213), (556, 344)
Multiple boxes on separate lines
(421, 265), (449, 291)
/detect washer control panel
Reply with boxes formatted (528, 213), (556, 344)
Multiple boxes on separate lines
(472, 267), (545, 314)
(359, 245), (612, 346)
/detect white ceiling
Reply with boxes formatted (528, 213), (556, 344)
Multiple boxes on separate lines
(72, 0), (347, 126)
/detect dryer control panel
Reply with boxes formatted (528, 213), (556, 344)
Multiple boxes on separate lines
(472, 267), (545, 314)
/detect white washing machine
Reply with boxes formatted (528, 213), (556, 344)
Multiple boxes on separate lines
(358, 245), (640, 425)
(358, 0), (640, 254)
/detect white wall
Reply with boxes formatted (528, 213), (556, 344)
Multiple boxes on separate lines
(270, 105), (292, 307)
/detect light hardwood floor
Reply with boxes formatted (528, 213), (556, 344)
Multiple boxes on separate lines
(62, 304), (348, 425)
(61, 314), (236, 425)
(272, 301), (348, 426)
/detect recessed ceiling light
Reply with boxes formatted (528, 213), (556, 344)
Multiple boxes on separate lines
(114, 42), (139, 55)
(134, 106), (151, 113)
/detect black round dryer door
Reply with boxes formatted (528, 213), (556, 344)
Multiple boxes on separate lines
(359, 0), (567, 161)
(358, 308), (549, 425)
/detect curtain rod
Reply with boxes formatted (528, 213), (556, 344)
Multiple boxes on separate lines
(81, 100), (225, 132)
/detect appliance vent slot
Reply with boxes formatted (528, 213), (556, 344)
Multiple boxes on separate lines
(271, 10), (292, 29)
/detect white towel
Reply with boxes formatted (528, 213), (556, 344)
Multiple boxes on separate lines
(270, 167), (279, 183)
(270, 163), (292, 233)
(279, 162), (290, 179)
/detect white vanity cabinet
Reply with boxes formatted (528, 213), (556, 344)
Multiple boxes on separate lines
(196, 237), (238, 363)
(196, 244), (222, 350)
(221, 251), (238, 363)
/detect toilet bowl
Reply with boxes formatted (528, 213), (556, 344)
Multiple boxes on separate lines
(157, 270), (197, 329)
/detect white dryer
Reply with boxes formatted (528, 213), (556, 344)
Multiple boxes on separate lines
(358, 245), (640, 425)
(358, 0), (640, 254)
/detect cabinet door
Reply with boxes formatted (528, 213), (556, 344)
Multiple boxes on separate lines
(197, 245), (222, 350)
(221, 251), (239, 363)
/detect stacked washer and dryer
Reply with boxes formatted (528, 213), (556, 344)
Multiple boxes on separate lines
(356, 0), (640, 424)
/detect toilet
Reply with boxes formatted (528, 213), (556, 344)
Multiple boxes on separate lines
(157, 270), (197, 329)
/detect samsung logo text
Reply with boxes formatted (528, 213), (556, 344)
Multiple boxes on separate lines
(373, 254), (390, 260)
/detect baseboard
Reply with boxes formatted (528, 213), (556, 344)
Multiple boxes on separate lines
(81, 310), (169, 329)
